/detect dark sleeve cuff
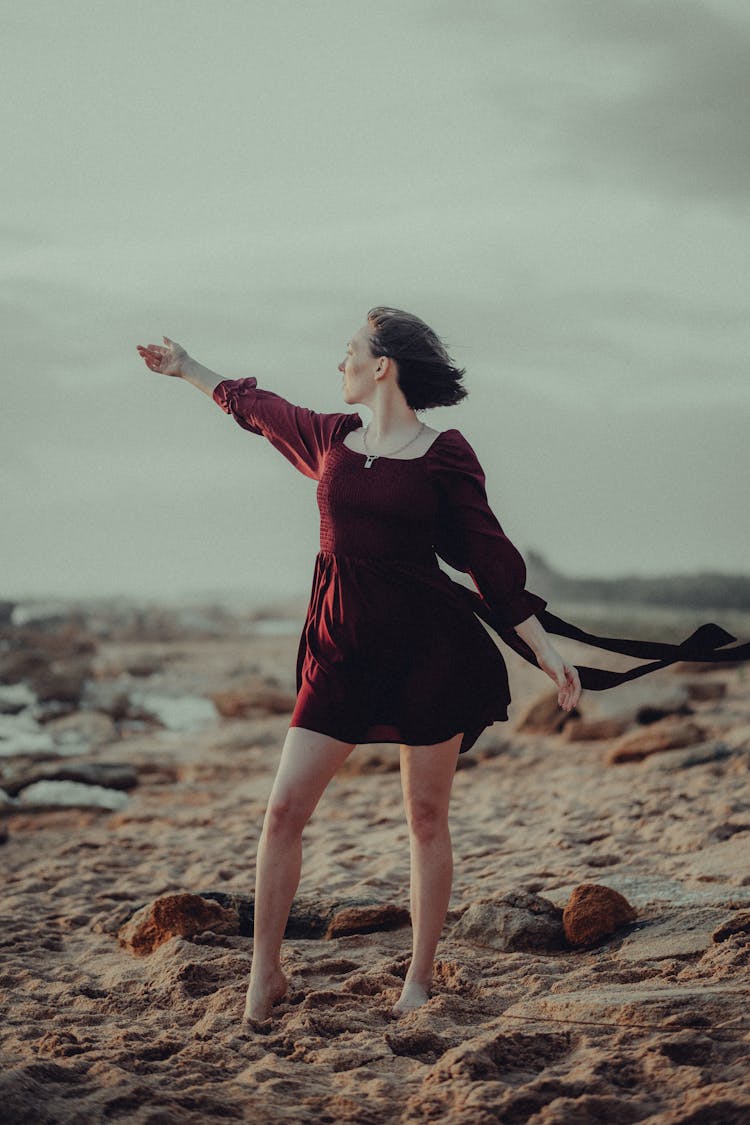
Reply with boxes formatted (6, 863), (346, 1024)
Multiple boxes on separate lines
(500, 590), (548, 629)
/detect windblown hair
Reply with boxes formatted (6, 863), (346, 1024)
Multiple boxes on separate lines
(366, 306), (468, 411)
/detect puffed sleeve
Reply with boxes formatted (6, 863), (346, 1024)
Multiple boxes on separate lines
(212, 377), (362, 481)
(431, 429), (548, 629)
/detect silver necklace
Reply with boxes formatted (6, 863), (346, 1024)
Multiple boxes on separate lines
(362, 422), (426, 469)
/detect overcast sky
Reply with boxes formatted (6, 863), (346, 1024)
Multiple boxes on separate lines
(3, 0), (749, 604)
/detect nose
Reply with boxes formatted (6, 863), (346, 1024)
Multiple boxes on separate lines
(338, 360), (345, 374)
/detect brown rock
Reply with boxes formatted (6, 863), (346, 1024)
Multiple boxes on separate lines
(211, 679), (297, 719)
(197, 891), (407, 940)
(325, 903), (410, 939)
(712, 911), (750, 943)
(515, 692), (576, 735)
(561, 717), (631, 742)
(686, 680), (727, 702)
(118, 893), (239, 955)
(562, 883), (637, 947)
(607, 719), (706, 764)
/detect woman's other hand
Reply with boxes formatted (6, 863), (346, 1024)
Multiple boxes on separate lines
(535, 644), (582, 712)
(136, 336), (189, 378)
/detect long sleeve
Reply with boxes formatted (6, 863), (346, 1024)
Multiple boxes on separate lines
(213, 377), (362, 480)
(431, 430), (547, 629)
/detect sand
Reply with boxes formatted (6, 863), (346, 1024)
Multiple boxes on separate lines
(2, 617), (750, 1124)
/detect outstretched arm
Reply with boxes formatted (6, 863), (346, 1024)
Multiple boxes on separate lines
(136, 335), (361, 480)
(136, 337), (223, 396)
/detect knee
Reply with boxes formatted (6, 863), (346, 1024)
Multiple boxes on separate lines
(262, 794), (308, 841)
(405, 799), (447, 845)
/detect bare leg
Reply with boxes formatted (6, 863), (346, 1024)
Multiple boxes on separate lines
(393, 732), (463, 1015)
(245, 726), (355, 1022)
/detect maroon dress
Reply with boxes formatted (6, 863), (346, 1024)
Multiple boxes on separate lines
(214, 378), (748, 754)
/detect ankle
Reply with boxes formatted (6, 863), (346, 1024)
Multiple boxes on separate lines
(404, 966), (433, 990)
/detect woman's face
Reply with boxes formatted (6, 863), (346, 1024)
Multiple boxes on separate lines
(338, 323), (380, 406)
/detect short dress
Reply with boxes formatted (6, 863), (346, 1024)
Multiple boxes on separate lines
(214, 378), (748, 754)
(213, 376), (547, 755)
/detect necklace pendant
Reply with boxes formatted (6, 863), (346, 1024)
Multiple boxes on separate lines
(364, 455), (376, 469)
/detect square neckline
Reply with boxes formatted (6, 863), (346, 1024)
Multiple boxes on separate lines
(340, 424), (452, 462)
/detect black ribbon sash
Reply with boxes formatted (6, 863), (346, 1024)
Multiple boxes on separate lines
(456, 584), (750, 690)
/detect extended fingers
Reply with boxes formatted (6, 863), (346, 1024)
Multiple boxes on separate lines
(136, 344), (166, 370)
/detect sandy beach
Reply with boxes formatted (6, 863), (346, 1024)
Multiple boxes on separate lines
(2, 600), (750, 1124)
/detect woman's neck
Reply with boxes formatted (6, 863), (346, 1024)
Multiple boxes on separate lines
(363, 396), (420, 444)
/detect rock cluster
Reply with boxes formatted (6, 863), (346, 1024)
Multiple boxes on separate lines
(118, 892), (412, 953)
(452, 885), (638, 952)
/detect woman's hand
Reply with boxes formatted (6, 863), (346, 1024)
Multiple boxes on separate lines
(535, 643), (581, 712)
(136, 336), (189, 378)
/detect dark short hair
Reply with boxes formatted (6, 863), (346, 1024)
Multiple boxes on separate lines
(366, 306), (468, 411)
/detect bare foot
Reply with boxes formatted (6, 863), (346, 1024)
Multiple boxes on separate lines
(242, 967), (288, 1023)
(392, 978), (431, 1016)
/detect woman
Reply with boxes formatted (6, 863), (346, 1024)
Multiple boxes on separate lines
(136, 308), (741, 1023)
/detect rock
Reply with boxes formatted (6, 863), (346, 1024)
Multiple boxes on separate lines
(198, 892), (411, 940)
(581, 681), (690, 725)
(0, 787), (17, 811)
(616, 908), (727, 963)
(0, 713), (56, 757)
(326, 903), (410, 939)
(562, 883), (637, 947)
(44, 710), (117, 750)
(709, 821), (750, 843)
(502, 982), (739, 1026)
(79, 680), (132, 720)
(685, 680), (727, 702)
(713, 912), (750, 943)
(641, 740), (733, 771)
(561, 717), (631, 742)
(515, 692), (576, 735)
(636, 703), (693, 725)
(722, 724), (750, 752)
(2, 761), (138, 798)
(680, 834), (750, 885)
(0, 684), (36, 715)
(118, 893), (239, 955)
(452, 891), (566, 952)
(30, 660), (90, 706)
(211, 680), (297, 719)
(130, 692), (217, 731)
(124, 656), (165, 678)
(607, 719), (706, 764)
(0, 822), (7, 844)
(17, 780), (129, 811)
